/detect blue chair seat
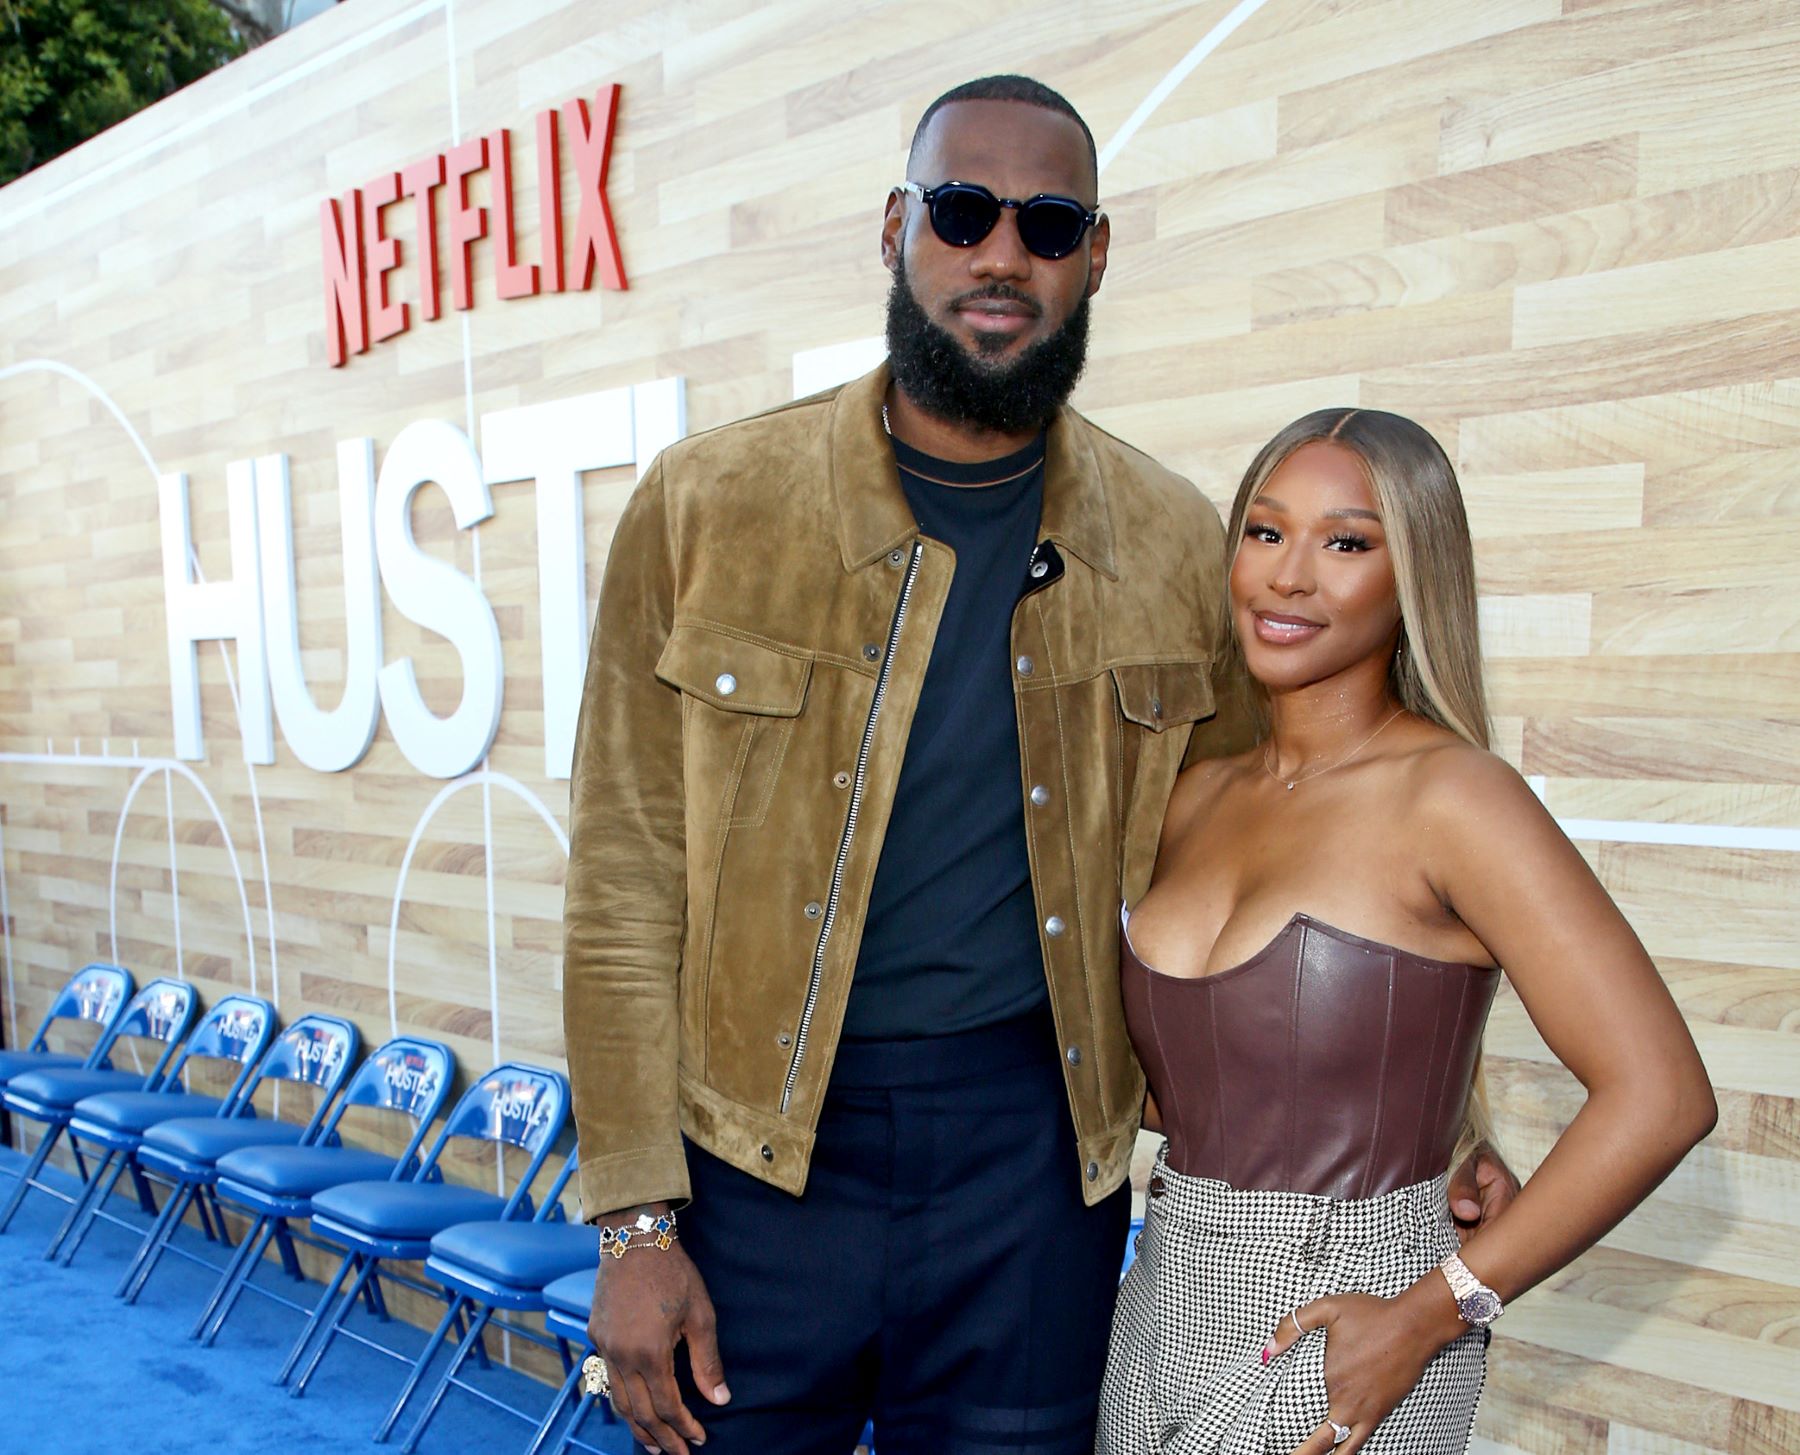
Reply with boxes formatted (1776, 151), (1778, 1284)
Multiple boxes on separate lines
(140, 1116), (306, 1163)
(429, 1221), (598, 1291)
(0, 1049), (82, 1084)
(215, 1143), (400, 1199)
(312, 1180), (506, 1239)
(540, 1268), (595, 1320)
(4, 1066), (150, 1110)
(69, 1090), (228, 1134)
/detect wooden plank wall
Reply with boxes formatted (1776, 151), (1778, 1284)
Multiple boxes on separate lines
(1, 0), (1795, 1444)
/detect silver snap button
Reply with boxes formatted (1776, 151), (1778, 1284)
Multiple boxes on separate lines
(1045, 915), (1066, 937)
(1030, 560), (1049, 579)
(1086, 1161), (1099, 1181)
(804, 901), (823, 919)
(777, 1033), (792, 1048)
(761, 1144), (774, 1161)
(862, 642), (881, 662)
(715, 672), (738, 696)
(888, 549), (906, 566)
(1029, 784), (1050, 807)
(833, 771), (851, 789)
(1016, 655), (1035, 677)
(1151, 696), (1163, 719)
(1065, 1045), (1081, 1066)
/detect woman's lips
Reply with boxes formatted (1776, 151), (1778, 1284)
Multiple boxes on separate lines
(1252, 611), (1324, 645)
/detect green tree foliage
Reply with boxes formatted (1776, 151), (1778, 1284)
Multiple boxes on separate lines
(0, 0), (247, 186)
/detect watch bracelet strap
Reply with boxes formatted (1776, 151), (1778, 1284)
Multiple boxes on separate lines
(1438, 1251), (1502, 1317)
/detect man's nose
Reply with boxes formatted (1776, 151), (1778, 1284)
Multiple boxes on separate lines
(968, 207), (1033, 281)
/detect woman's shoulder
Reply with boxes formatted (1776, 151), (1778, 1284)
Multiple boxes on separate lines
(1395, 728), (1553, 842)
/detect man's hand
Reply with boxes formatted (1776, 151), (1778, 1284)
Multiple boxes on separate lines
(1448, 1142), (1519, 1244)
(588, 1206), (729, 1455)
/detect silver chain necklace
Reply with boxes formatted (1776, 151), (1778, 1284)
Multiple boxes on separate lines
(1262, 708), (1404, 792)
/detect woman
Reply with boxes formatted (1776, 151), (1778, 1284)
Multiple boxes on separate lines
(1095, 408), (1715, 1455)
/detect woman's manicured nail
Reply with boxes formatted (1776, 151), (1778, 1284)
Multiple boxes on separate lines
(1261, 1343), (1272, 1364)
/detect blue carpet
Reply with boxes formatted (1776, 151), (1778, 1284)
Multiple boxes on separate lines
(0, 1145), (629, 1455)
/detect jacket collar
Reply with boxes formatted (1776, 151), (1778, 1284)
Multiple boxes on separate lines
(829, 363), (1119, 580)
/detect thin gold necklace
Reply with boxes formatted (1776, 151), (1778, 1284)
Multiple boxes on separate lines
(882, 402), (1039, 486)
(1262, 708), (1404, 792)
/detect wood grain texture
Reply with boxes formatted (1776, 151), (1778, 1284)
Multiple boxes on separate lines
(2, 0), (1796, 1435)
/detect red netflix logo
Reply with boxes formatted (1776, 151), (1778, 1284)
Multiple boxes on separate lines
(320, 86), (627, 367)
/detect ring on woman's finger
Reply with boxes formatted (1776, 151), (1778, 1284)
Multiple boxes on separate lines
(1328, 1419), (1352, 1446)
(1288, 1310), (1306, 1339)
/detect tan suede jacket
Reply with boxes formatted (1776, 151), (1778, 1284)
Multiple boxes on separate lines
(564, 365), (1248, 1220)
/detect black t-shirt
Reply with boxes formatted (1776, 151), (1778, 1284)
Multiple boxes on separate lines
(842, 432), (1050, 1040)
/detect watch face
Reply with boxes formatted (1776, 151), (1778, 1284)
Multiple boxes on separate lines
(1458, 1289), (1502, 1326)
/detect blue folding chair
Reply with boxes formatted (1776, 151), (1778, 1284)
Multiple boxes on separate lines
(0, 977), (195, 1236)
(392, 1149), (603, 1450)
(526, 1267), (616, 1455)
(280, 1062), (570, 1408)
(192, 1036), (455, 1349)
(1122, 1213), (1144, 1280)
(114, 1012), (361, 1303)
(0, 963), (135, 1106)
(47, 992), (275, 1267)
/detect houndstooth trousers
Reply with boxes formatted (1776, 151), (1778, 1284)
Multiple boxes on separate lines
(1096, 1150), (1486, 1455)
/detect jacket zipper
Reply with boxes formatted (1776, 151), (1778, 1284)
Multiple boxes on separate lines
(780, 540), (924, 1113)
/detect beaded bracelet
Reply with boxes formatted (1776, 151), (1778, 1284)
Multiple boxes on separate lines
(599, 1208), (678, 1258)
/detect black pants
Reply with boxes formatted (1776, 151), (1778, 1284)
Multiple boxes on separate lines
(675, 1010), (1130, 1454)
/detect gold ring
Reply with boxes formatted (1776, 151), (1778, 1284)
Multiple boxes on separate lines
(580, 1352), (610, 1399)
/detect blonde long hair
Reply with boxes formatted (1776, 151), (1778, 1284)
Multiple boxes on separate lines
(1225, 407), (1497, 1168)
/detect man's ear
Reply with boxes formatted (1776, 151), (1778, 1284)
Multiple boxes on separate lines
(1085, 212), (1111, 298)
(881, 190), (906, 274)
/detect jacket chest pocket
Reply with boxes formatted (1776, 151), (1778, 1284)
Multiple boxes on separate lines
(1111, 659), (1214, 735)
(657, 623), (813, 830)
(1112, 659), (1214, 889)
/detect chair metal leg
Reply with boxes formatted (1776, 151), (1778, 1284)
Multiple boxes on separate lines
(115, 1178), (190, 1297)
(395, 1301), (490, 1452)
(120, 1180), (196, 1302)
(289, 1253), (380, 1396)
(55, 1151), (131, 1268)
(0, 1123), (61, 1234)
(555, 1393), (601, 1455)
(273, 1219), (302, 1279)
(456, 1301), (493, 1371)
(67, 1133), (91, 1184)
(126, 1160), (158, 1215)
(192, 1214), (270, 1341)
(42, 1148), (119, 1261)
(372, 1292), (467, 1443)
(204, 1187), (237, 1247)
(275, 1250), (356, 1386)
(524, 1357), (585, 1455)
(365, 1269), (391, 1320)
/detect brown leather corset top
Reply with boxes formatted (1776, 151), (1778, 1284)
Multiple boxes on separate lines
(1122, 906), (1500, 1199)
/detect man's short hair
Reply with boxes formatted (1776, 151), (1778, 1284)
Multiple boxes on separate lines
(908, 75), (1098, 185)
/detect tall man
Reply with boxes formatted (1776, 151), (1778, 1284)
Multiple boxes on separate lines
(564, 76), (1507, 1455)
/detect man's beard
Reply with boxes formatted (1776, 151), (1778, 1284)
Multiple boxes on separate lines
(884, 253), (1090, 435)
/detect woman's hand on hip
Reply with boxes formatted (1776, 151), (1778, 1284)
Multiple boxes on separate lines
(1266, 1281), (1465, 1455)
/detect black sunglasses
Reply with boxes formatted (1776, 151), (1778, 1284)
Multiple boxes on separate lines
(898, 180), (1101, 261)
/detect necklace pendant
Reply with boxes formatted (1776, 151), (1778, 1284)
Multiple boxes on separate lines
(1284, 781), (1295, 791)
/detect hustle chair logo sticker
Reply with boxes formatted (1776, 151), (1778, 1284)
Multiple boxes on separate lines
(320, 85), (628, 367)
